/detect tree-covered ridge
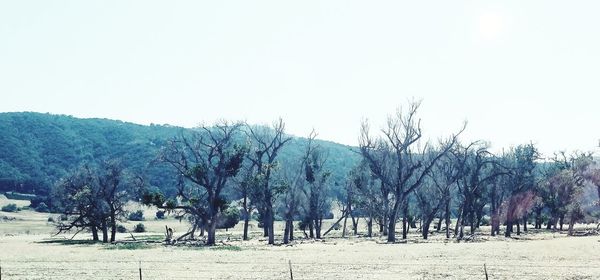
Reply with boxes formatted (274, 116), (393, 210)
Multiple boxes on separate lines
(0, 112), (359, 197)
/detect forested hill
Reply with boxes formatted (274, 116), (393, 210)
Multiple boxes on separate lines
(0, 112), (360, 197)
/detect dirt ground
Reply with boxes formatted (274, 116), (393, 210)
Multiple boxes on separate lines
(1, 196), (600, 280)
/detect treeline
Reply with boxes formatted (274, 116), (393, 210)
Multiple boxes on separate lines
(5, 104), (600, 245)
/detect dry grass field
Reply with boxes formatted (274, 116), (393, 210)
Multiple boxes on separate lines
(2, 195), (600, 280)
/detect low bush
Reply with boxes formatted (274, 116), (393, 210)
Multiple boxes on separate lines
(1, 203), (19, 212)
(117, 224), (127, 233)
(155, 210), (165, 219)
(133, 223), (146, 233)
(128, 210), (144, 221)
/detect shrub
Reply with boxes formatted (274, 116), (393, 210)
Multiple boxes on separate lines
(155, 210), (165, 219)
(1, 203), (18, 212)
(60, 214), (68, 221)
(133, 223), (146, 233)
(128, 210), (144, 221)
(116, 224), (127, 233)
(47, 216), (55, 223)
(216, 206), (240, 230)
(35, 202), (49, 213)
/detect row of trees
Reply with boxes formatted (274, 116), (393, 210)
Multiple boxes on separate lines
(52, 101), (600, 245)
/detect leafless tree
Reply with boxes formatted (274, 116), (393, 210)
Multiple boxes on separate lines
(359, 101), (465, 242)
(244, 119), (292, 245)
(157, 121), (246, 245)
(301, 130), (331, 239)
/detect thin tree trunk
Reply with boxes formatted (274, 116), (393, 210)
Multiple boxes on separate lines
(367, 216), (373, 238)
(92, 226), (99, 241)
(342, 209), (348, 238)
(283, 220), (290, 244)
(101, 220), (108, 243)
(422, 218), (432, 239)
(110, 212), (117, 242)
(445, 199), (451, 239)
(267, 205), (275, 245)
(568, 213), (575, 236)
(290, 218), (294, 241)
(402, 202), (408, 240)
(242, 196), (250, 241)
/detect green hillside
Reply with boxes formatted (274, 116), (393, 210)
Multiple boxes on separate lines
(0, 112), (359, 197)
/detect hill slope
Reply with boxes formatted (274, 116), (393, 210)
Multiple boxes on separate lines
(0, 112), (359, 197)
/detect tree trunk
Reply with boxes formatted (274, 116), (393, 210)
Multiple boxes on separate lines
(422, 218), (432, 239)
(367, 216), (373, 238)
(207, 217), (217, 245)
(342, 209), (348, 238)
(523, 215), (528, 232)
(92, 226), (99, 241)
(308, 222), (314, 238)
(267, 205), (275, 245)
(387, 198), (401, 243)
(436, 214), (443, 232)
(445, 199), (451, 239)
(242, 196), (250, 241)
(110, 212), (117, 243)
(505, 198), (515, 238)
(382, 187), (389, 236)
(516, 221), (521, 235)
(283, 220), (290, 244)
(101, 220), (108, 243)
(351, 214), (358, 236)
(568, 216), (575, 236)
(289, 220), (294, 241)
(315, 217), (322, 239)
(402, 201), (409, 240)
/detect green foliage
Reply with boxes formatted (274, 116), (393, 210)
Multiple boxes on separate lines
(128, 210), (144, 221)
(116, 224), (127, 233)
(133, 223), (146, 233)
(1, 203), (19, 212)
(0, 112), (359, 207)
(216, 206), (240, 229)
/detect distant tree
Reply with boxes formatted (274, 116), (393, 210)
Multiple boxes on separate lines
(352, 161), (383, 238)
(302, 131), (332, 239)
(359, 101), (464, 242)
(503, 144), (539, 237)
(452, 142), (507, 239)
(244, 119), (292, 244)
(53, 160), (132, 243)
(153, 121), (246, 245)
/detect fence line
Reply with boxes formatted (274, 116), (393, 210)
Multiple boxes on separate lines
(1, 259), (599, 279)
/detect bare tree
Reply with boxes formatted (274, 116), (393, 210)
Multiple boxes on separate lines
(53, 160), (131, 243)
(302, 130), (331, 239)
(156, 121), (246, 245)
(245, 119), (292, 245)
(359, 101), (465, 242)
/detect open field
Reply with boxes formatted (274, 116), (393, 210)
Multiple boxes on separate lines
(2, 197), (600, 279)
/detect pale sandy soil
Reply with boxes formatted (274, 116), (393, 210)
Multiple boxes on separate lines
(1, 197), (600, 280)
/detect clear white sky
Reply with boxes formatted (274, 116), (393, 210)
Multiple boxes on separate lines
(1, 1), (599, 156)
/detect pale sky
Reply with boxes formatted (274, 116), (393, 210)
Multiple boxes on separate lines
(1, 1), (599, 157)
